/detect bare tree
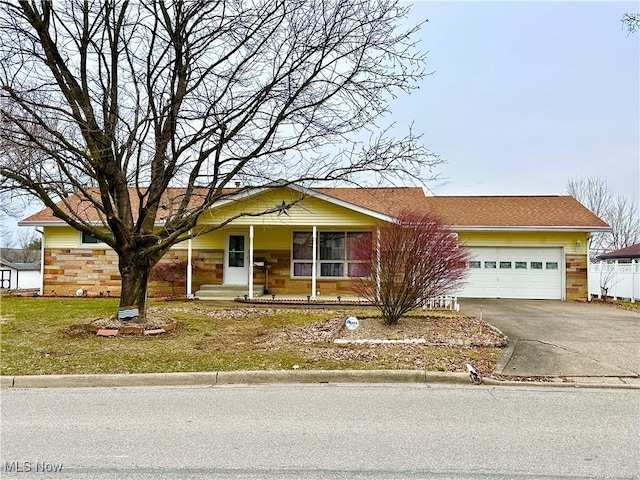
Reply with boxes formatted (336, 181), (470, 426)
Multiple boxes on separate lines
(0, 213), (14, 249)
(0, 1), (439, 319)
(566, 176), (640, 256)
(350, 211), (468, 326)
(566, 176), (611, 254)
(566, 176), (611, 220)
(608, 195), (640, 251)
(622, 13), (640, 33)
(12, 229), (41, 263)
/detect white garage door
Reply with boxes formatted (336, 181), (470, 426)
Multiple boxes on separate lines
(458, 247), (563, 300)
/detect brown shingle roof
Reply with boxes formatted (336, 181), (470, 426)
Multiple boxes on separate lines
(421, 195), (609, 229)
(597, 243), (640, 259)
(315, 188), (610, 229)
(19, 187), (225, 224)
(20, 186), (610, 230)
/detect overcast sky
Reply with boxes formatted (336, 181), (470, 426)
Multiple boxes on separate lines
(397, 0), (639, 200)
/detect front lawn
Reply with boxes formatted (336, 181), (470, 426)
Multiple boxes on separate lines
(0, 297), (503, 376)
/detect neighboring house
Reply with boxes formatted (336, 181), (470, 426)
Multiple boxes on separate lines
(589, 243), (640, 302)
(0, 259), (41, 290)
(19, 185), (610, 301)
(596, 243), (640, 262)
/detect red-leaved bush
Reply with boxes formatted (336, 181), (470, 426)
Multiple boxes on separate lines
(149, 260), (192, 296)
(350, 211), (469, 325)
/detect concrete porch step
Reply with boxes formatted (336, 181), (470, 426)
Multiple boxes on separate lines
(195, 284), (265, 300)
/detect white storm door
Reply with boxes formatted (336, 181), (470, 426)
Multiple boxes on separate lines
(224, 234), (249, 285)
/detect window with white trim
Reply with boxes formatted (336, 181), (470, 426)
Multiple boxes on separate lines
(292, 231), (371, 278)
(81, 232), (102, 244)
(80, 230), (114, 245)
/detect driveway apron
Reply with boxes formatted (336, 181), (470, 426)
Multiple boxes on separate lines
(459, 299), (640, 378)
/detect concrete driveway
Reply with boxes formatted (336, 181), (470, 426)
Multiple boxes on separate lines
(459, 299), (640, 378)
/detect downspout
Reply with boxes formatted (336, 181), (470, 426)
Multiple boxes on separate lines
(376, 227), (381, 301)
(37, 228), (44, 296)
(249, 225), (254, 299)
(312, 226), (317, 300)
(186, 230), (193, 299)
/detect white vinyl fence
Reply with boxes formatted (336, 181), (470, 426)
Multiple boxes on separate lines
(588, 260), (639, 302)
(422, 296), (460, 311)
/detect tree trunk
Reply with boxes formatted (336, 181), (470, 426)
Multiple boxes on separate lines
(119, 257), (151, 322)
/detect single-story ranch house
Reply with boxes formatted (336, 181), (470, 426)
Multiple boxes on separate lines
(19, 184), (610, 301)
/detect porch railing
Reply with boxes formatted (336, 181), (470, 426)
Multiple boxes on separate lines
(422, 296), (460, 312)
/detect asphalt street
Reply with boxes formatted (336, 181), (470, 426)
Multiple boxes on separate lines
(1, 384), (639, 479)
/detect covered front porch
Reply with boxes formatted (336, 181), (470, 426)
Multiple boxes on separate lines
(173, 185), (383, 301)
(186, 224), (374, 301)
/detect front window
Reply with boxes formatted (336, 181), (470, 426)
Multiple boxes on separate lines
(292, 231), (371, 278)
(292, 232), (314, 277)
(81, 232), (102, 244)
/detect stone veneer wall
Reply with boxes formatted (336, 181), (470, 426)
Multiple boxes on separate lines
(44, 248), (224, 297)
(43, 248), (121, 296)
(148, 249), (224, 296)
(565, 254), (588, 300)
(46, 247), (584, 300)
(191, 249), (224, 292)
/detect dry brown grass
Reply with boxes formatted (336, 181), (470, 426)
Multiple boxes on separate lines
(1, 297), (504, 376)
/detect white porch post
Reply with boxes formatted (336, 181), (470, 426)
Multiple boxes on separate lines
(376, 226), (381, 301)
(186, 230), (193, 298)
(312, 226), (317, 300)
(586, 236), (591, 302)
(249, 225), (254, 299)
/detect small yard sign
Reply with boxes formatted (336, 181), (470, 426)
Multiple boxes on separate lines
(118, 307), (139, 320)
(345, 316), (359, 331)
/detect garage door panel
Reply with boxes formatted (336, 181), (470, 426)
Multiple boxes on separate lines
(459, 247), (562, 300)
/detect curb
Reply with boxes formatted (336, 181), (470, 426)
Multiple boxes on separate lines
(493, 339), (516, 374)
(1, 371), (638, 390)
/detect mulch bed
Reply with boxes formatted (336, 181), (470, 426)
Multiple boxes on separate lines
(334, 314), (506, 347)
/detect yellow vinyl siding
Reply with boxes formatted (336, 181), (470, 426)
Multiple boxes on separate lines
(190, 225), (373, 251)
(458, 231), (590, 254)
(199, 188), (377, 227)
(176, 230), (224, 250)
(44, 226), (191, 251)
(44, 226), (84, 248)
(252, 226), (292, 250)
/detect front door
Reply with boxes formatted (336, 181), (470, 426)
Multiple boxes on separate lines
(224, 234), (249, 285)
